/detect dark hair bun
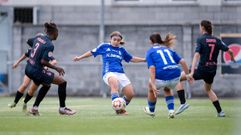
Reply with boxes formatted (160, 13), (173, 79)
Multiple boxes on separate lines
(44, 22), (58, 34)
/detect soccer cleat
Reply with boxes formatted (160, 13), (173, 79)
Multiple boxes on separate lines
(8, 102), (16, 108)
(22, 103), (27, 112)
(59, 107), (77, 115)
(175, 103), (190, 115)
(28, 107), (40, 116)
(115, 109), (128, 115)
(143, 106), (155, 117)
(168, 110), (175, 119)
(217, 111), (225, 117)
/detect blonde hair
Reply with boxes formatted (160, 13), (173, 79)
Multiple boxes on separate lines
(164, 33), (176, 48)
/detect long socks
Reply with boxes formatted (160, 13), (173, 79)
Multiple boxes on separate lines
(58, 82), (67, 108)
(33, 85), (50, 107)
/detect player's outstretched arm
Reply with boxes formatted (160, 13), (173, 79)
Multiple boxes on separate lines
(227, 49), (236, 63)
(12, 54), (27, 69)
(73, 51), (93, 62)
(130, 56), (146, 63)
(190, 52), (200, 75)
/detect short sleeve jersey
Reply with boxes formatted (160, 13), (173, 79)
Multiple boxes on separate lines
(27, 35), (54, 69)
(195, 33), (229, 70)
(91, 43), (133, 76)
(146, 44), (181, 80)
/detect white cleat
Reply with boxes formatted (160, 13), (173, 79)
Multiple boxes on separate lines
(8, 102), (16, 108)
(59, 107), (77, 115)
(217, 111), (225, 117)
(143, 106), (155, 117)
(168, 110), (175, 119)
(175, 103), (190, 115)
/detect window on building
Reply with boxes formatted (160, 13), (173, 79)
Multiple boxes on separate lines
(14, 7), (33, 24)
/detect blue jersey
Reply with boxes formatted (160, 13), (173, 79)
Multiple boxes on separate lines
(91, 43), (133, 76)
(27, 34), (54, 70)
(146, 44), (181, 80)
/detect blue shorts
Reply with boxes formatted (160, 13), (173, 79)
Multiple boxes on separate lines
(25, 64), (54, 86)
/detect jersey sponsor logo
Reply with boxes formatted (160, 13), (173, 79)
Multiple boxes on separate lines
(223, 44), (241, 64)
(163, 65), (179, 70)
(106, 53), (122, 59)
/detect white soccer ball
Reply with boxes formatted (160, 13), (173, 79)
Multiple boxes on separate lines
(112, 97), (126, 111)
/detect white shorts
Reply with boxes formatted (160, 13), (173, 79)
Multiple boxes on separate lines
(103, 72), (131, 90)
(155, 77), (180, 90)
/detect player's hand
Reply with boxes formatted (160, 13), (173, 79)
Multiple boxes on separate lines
(12, 63), (19, 69)
(150, 83), (159, 98)
(44, 66), (49, 70)
(50, 59), (57, 65)
(73, 56), (80, 62)
(186, 74), (194, 84)
(56, 67), (65, 76)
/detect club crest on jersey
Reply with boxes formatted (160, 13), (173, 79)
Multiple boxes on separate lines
(48, 52), (53, 57)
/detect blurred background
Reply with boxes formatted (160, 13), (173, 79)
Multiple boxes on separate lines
(0, 0), (241, 97)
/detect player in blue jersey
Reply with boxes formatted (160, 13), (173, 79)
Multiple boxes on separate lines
(8, 44), (57, 112)
(144, 32), (191, 118)
(25, 22), (76, 116)
(73, 31), (146, 115)
(176, 20), (235, 117)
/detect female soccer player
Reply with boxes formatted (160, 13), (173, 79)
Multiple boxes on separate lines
(176, 20), (235, 117)
(25, 22), (76, 116)
(73, 31), (145, 115)
(8, 48), (57, 112)
(144, 32), (191, 118)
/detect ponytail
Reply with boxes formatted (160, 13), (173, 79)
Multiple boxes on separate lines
(163, 33), (176, 47)
(149, 32), (176, 47)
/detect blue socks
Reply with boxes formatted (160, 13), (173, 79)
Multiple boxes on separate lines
(165, 96), (174, 110)
(123, 96), (131, 106)
(111, 92), (119, 101)
(148, 100), (156, 112)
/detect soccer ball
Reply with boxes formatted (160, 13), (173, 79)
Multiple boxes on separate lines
(112, 97), (126, 111)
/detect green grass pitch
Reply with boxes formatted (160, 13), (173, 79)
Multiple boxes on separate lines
(0, 97), (240, 135)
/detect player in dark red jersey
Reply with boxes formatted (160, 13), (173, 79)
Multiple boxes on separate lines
(176, 20), (235, 117)
(25, 22), (76, 116)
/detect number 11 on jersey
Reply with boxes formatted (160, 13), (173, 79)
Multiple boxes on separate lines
(157, 49), (175, 65)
